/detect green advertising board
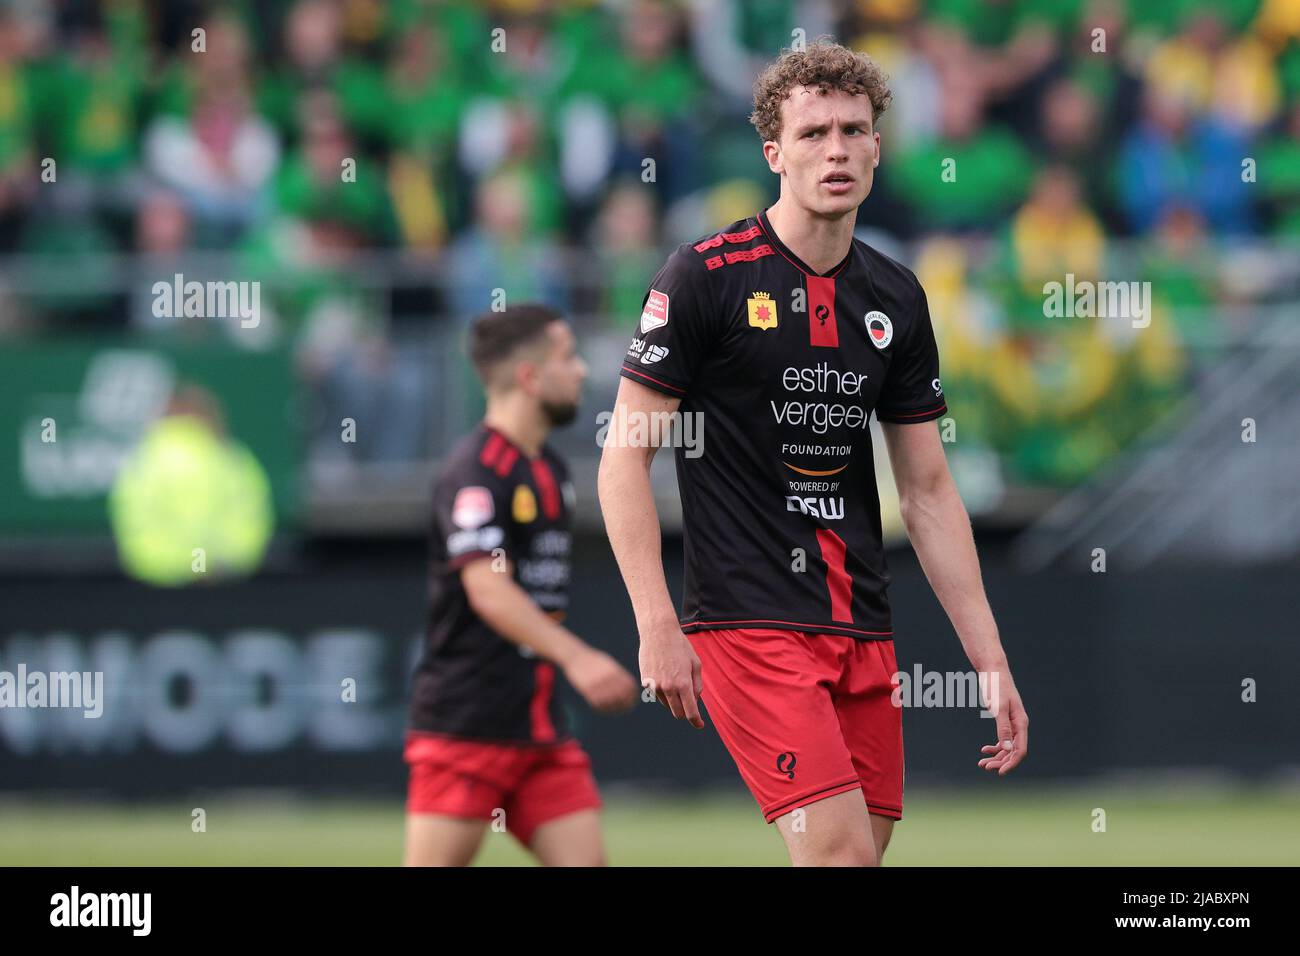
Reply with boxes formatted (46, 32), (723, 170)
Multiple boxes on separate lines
(0, 338), (300, 535)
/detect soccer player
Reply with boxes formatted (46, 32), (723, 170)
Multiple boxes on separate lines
(598, 40), (1029, 866)
(404, 304), (638, 867)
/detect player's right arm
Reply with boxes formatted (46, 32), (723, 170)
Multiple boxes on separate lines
(459, 558), (636, 714)
(597, 377), (704, 728)
(600, 244), (717, 728)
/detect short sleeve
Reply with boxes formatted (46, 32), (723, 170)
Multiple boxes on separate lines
(874, 283), (948, 424)
(432, 463), (513, 569)
(619, 245), (717, 397)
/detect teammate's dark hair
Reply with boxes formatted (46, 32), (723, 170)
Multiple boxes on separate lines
(467, 304), (564, 388)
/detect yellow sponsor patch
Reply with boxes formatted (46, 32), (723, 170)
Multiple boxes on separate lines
(512, 484), (538, 523)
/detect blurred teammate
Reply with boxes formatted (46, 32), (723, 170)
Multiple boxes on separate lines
(598, 40), (1029, 866)
(404, 304), (638, 867)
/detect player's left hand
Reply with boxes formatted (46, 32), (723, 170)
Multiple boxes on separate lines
(977, 665), (1028, 775)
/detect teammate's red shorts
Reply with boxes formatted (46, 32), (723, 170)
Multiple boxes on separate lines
(404, 733), (602, 847)
(687, 627), (903, 823)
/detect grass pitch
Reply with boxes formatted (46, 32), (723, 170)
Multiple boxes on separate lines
(1, 785), (1295, 866)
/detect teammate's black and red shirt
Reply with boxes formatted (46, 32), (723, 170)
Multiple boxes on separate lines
(619, 207), (947, 641)
(408, 424), (574, 742)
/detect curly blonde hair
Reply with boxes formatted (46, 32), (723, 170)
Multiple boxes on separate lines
(749, 38), (892, 143)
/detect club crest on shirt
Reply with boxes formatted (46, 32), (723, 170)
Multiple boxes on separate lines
(865, 310), (893, 349)
(451, 486), (494, 529)
(512, 484), (538, 523)
(747, 291), (778, 330)
(640, 289), (669, 334)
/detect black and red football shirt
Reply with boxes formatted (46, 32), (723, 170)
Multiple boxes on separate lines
(409, 423), (574, 742)
(619, 207), (947, 640)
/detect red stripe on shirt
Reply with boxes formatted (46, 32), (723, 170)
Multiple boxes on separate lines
(494, 446), (520, 477)
(480, 432), (506, 468)
(878, 403), (947, 420)
(807, 275), (839, 348)
(693, 225), (764, 252)
(815, 528), (854, 623)
(681, 618), (892, 637)
(529, 663), (558, 742)
(724, 244), (774, 265)
(530, 458), (562, 520)
(621, 364), (686, 394)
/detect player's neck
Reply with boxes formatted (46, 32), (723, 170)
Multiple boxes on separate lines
(764, 198), (857, 275)
(483, 398), (547, 459)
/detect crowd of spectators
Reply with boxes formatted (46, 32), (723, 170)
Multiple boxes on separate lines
(3, 0), (1297, 484)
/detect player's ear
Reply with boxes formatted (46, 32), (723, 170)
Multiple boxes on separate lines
(873, 131), (880, 168)
(516, 357), (544, 396)
(764, 139), (784, 175)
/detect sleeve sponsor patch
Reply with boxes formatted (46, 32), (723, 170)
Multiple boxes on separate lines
(639, 289), (670, 334)
(447, 525), (505, 558)
(451, 486), (494, 529)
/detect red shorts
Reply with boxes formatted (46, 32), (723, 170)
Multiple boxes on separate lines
(688, 628), (903, 823)
(404, 733), (602, 847)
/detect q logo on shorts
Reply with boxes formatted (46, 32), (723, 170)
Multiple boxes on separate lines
(776, 751), (797, 780)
